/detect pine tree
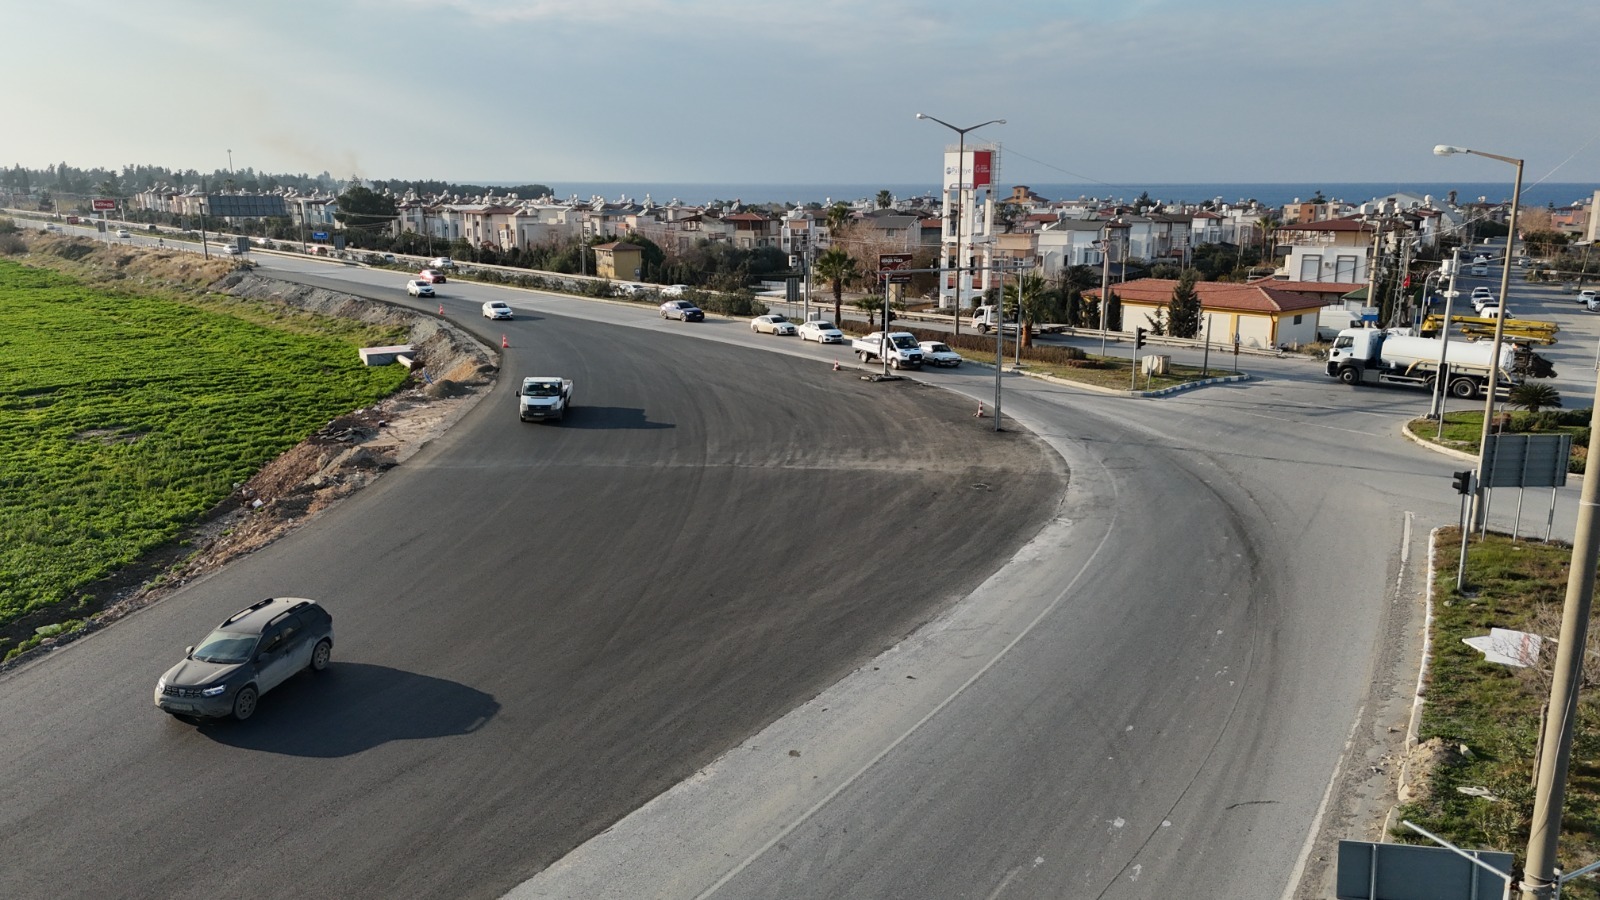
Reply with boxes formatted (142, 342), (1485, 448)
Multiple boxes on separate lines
(1167, 270), (1202, 338)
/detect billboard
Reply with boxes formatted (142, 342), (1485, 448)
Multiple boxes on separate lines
(92, 198), (115, 211)
(971, 150), (992, 188)
(204, 194), (288, 218)
(942, 148), (998, 191)
(878, 253), (914, 285)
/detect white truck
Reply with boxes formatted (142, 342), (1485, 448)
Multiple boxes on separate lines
(1324, 328), (1530, 398)
(970, 304), (1067, 335)
(852, 331), (924, 369)
(517, 376), (574, 422)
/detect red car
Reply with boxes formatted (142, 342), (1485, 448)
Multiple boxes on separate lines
(419, 268), (448, 284)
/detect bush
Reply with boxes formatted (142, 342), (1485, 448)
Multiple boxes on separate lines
(0, 234), (25, 256)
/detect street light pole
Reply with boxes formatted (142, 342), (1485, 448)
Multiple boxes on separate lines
(916, 113), (1005, 337)
(1095, 229), (1112, 357)
(1434, 144), (1523, 530)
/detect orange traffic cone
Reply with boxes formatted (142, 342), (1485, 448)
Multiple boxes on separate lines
(501, 334), (509, 349)
(974, 401), (985, 418)
(438, 303), (444, 316)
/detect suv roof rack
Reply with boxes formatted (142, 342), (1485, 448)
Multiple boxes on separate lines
(222, 597), (278, 626)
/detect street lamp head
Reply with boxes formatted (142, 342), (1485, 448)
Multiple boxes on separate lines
(1434, 144), (1469, 156)
(915, 113), (927, 120)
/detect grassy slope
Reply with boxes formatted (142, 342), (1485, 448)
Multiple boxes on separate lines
(0, 258), (408, 641)
(1401, 530), (1600, 895)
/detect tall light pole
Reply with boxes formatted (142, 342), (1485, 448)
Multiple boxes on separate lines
(1094, 227), (1113, 357)
(916, 113), (1005, 336)
(1434, 144), (1523, 529)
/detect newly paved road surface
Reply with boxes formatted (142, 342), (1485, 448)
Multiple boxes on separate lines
(4, 243), (1593, 899)
(0, 261), (1063, 899)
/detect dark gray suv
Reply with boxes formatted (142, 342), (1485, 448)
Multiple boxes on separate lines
(154, 597), (334, 721)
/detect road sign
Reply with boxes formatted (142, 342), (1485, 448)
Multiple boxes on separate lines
(878, 253), (914, 285)
(312, 231), (328, 241)
(92, 199), (115, 211)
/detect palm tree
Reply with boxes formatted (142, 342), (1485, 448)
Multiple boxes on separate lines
(1508, 382), (1561, 417)
(1001, 273), (1049, 347)
(814, 247), (859, 325)
(875, 190), (893, 210)
(1255, 214), (1280, 259)
(826, 202), (852, 234)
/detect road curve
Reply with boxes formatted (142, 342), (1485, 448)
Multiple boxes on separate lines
(0, 270), (1065, 899)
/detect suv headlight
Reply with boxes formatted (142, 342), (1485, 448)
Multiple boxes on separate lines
(157, 678), (167, 691)
(201, 684), (228, 697)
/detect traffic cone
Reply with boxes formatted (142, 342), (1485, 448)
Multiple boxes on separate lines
(832, 360), (840, 371)
(974, 401), (985, 418)
(438, 303), (444, 316)
(501, 334), (509, 349)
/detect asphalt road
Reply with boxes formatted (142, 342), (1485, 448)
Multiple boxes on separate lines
(5, 244), (1593, 899)
(0, 260), (1064, 899)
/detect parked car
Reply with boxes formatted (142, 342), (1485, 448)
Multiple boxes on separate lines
(660, 299), (704, 322)
(750, 314), (797, 335)
(797, 320), (845, 343)
(407, 280), (435, 297)
(918, 341), (963, 367)
(428, 256), (454, 269)
(419, 268), (448, 284)
(482, 300), (513, 320)
(661, 284), (689, 298)
(154, 597), (334, 722)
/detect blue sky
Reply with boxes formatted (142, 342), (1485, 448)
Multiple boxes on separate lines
(15, 0), (1600, 188)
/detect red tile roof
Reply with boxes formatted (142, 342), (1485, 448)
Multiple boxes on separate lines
(1085, 278), (1327, 313)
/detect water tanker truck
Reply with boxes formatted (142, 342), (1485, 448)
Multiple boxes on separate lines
(1324, 327), (1552, 399)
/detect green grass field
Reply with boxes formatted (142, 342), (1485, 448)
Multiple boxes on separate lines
(1397, 530), (1600, 895)
(0, 259), (409, 643)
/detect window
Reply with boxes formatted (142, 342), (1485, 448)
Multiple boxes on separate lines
(1293, 315), (1303, 325)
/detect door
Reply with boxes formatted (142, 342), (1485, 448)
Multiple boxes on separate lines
(1299, 254), (1322, 281)
(254, 619), (302, 692)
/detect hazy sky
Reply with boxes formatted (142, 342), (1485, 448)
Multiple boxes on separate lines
(15, 0), (1600, 188)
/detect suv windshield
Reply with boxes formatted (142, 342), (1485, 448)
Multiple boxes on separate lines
(192, 630), (258, 664)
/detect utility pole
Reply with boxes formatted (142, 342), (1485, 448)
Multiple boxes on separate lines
(1519, 378), (1600, 898)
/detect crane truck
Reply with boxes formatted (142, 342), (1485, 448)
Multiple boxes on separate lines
(1325, 328), (1552, 399)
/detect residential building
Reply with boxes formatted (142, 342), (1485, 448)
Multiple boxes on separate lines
(1085, 277), (1325, 349)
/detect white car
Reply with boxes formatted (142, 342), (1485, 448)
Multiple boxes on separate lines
(918, 341), (962, 367)
(1576, 289), (1597, 307)
(482, 300), (513, 320)
(660, 284), (688, 298)
(406, 280), (435, 297)
(797, 320), (845, 344)
(116, 229), (130, 238)
(750, 314), (797, 336)
(428, 256), (454, 269)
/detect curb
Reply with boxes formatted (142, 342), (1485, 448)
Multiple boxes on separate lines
(1399, 420), (1585, 484)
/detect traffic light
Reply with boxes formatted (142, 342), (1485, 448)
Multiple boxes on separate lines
(1135, 327), (1147, 350)
(1452, 470), (1474, 495)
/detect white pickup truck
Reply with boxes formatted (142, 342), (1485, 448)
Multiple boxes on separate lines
(852, 331), (924, 369)
(517, 376), (574, 423)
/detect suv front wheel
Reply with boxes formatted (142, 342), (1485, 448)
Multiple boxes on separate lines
(232, 685), (259, 721)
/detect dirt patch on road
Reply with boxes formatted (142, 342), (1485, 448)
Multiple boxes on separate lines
(0, 266), (496, 672)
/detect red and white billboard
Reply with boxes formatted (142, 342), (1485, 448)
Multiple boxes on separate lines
(941, 149), (997, 191)
(970, 150), (992, 188)
(92, 199), (115, 211)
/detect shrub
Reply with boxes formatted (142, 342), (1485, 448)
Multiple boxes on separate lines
(0, 234), (25, 256)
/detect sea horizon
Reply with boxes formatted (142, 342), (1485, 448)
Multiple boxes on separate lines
(520, 180), (1596, 211)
